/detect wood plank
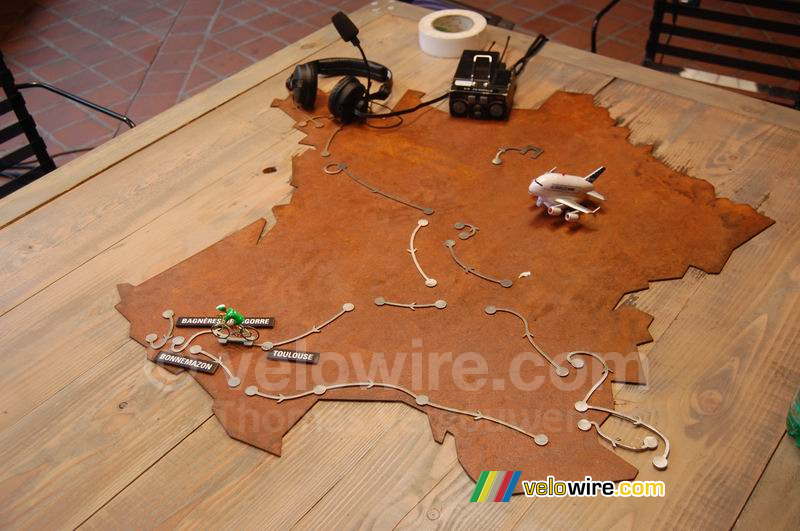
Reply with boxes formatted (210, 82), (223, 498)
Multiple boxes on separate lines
(0, 341), (212, 529)
(0, 134), (299, 432)
(388, 2), (800, 133)
(63, 44), (613, 530)
(0, 83), (287, 316)
(0, 17), (610, 432)
(292, 409), (458, 530)
(394, 463), (531, 529)
(3, 7), (798, 529)
(511, 86), (799, 530)
(0, 7), (389, 229)
(734, 433), (800, 531)
(81, 402), (409, 530)
(0, 11), (492, 318)
(388, 79), (800, 530)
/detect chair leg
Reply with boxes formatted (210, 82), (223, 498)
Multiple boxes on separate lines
(591, 0), (622, 53)
(15, 81), (136, 128)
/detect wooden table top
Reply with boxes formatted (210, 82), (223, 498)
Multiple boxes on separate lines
(1, 3), (798, 529)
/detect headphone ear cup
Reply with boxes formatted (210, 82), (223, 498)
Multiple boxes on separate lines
(290, 63), (317, 110)
(328, 76), (366, 123)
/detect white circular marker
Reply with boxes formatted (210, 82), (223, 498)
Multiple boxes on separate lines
(652, 456), (668, 470)
(417, 219), (429, 227)
(555, 366), (569, 377)
(261, 342), (274, 351)
(313, 385), (326, 395)
(228, 377), (241, 388)
(145, 333), (157, 343)
(577, 419), (592, 431)
(374, 297), (386, 306)
(434, 300), (447, 309)
(343, 303), (355, 312)
(244, 386), (258, 396)
(484, 305), (497, 315)
(575, 401), (588, 412)
(570, 357), (585, 369)
(454, 222), (465, 229)
(172, 336), (185, 345)
(162, 310), (174, 318)
(534, 434), (549, 446)
(643, 436), (658, 449)
(500, 279), (513, 288)
(425, 278), (438, 287)
(189, 345), (202, 354)
(444, 239), (455, 247)
(416, 394), (430, 406)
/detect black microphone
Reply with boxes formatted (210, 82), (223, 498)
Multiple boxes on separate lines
(331, 11), (360, 46)
(331, 11), (372, 110)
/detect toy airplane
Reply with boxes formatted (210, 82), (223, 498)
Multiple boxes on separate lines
(528, 166), (605, 222)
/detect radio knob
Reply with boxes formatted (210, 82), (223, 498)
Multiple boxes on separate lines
(451, 99), (468, 115)
(489, 102), (505, 119)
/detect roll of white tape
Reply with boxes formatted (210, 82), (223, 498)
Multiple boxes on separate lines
(418, 9), (487, 58)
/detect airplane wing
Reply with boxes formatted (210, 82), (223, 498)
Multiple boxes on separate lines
(554, 197), (595, 214)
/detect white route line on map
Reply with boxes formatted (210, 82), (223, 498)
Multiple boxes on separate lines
(258, 303), (355, 351)
(245, 379), (549, 446)
(567, 351), (670, 470)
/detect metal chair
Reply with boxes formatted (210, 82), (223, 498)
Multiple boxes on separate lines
(0, 51), (135, 198)
(591, 0), (800, 108)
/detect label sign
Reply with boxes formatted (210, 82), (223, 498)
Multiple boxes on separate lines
(176, 316), (275, 328)
(266, 348), (320, 365)
(154, 351), (219, 374)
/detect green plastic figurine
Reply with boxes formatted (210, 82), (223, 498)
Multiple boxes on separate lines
(216, 304), (244, 326)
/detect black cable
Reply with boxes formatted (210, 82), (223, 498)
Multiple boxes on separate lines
(512, 34), (549, 77)
(354, 92), (449, 120)
(355, 43), (373, 111)
(364, 101), (404, 129)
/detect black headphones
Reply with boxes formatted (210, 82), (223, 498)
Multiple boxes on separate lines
(285, 58), (393, 123)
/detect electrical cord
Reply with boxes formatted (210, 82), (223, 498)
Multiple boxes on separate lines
(512, 34), (549, 76)
(354, 92), (449, 120)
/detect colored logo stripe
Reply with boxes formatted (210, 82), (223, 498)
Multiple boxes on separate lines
(499, 471), (521, 502)
(470, 471), (522, 502)
(470, 471), (489, 502)
(477, 471), (498, 502)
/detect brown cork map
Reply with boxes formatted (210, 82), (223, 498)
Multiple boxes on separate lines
(116, 90), (772, 486)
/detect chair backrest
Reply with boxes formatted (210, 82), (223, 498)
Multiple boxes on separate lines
(644, 0), (799, 106)
(0, 51), (55, 198)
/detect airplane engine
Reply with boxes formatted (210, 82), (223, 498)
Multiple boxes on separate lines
(547, 206), (562, 216)
(565, 212), (580, 222)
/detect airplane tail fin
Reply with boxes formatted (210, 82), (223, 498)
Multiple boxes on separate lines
(585, 166), (605, 183)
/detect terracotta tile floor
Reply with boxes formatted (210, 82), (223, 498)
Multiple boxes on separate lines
(1, 0), (797, 167)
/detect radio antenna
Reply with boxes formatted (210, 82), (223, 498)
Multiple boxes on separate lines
(499, 35), (510, 63)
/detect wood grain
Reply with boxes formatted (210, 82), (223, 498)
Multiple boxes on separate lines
(734, 433), (800, 530)
(494, 82), (799, 530)
(0, 341), (211, 529)
(81, 401), (409, 530)
(0, 5), (797, 530)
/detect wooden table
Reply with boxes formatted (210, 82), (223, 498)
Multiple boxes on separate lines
(1, 3), (798, 529)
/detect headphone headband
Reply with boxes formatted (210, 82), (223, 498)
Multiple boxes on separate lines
(314, 58), (390, 82)
(286, 57), (393, 111)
